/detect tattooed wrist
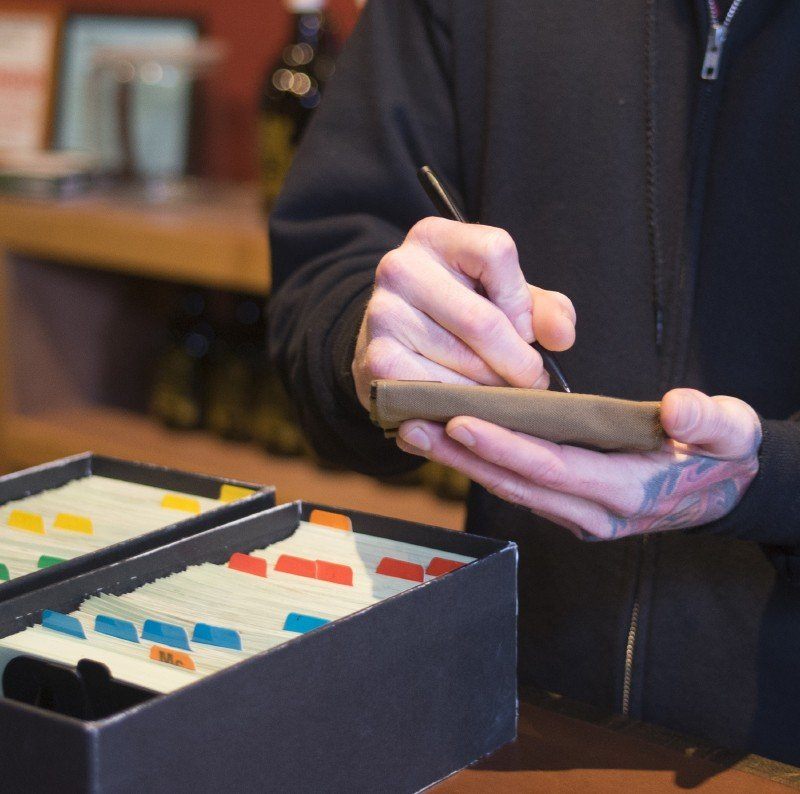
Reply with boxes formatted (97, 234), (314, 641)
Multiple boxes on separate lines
(606, 428), (762, 538)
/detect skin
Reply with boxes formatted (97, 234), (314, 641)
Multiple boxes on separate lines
(354, 218), (761, 540)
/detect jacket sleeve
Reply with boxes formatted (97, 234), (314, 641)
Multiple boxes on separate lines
(267, 0), (461, 475)
(704, 416), (800, 580)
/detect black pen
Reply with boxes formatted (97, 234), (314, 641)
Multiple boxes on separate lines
(417, 165), (572, 393)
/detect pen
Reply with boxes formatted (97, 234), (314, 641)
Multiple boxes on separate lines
(417, 165), (572, 393)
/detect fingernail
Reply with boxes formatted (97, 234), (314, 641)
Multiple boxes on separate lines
(447, 423), (475, 447)
(515, 311), (534, 343)
(673, 394), (700, 436)
(400, 425), (431, 451)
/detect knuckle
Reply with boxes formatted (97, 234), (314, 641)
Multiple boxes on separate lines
(464, 306), (507, 342)
(530, 454), (565, 489)
(447, 338), (488, 379)
(483, 228), (517, 268)
(489, 477), (526, 505)
(375, 249), (408, 288)
(408, 216), (442, 245)
(365, 290), (398, 332)
(363, 337), (402, 380)
(504, 349), (540, 384)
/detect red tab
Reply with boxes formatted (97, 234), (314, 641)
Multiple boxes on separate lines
(275, 554), (316, 578)
(228, 553), (267, 578)
(425, 557), (465, 577)
(315, 559), (353, 586)
(376, 557), (424, 582)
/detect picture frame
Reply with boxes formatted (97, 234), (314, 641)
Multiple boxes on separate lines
(0, 3), (62, 150)
(54, 13), (200, 178)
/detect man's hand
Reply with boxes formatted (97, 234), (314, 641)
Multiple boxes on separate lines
(396, 389), (762, 539)
(352, 217), (576, 409)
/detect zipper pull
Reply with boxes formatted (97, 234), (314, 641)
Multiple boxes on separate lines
(701, 23), (727, 80)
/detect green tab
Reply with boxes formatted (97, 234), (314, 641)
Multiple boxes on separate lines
(0, 564), (9, 581)
(37, 555), (66, 569)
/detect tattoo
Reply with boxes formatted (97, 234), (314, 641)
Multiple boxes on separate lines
(607, 432), (761, 538)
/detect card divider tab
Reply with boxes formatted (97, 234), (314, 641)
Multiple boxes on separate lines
(0, 502), (302, 642)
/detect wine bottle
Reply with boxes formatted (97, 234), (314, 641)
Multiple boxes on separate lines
(205, 294), (263, 441)
(149, 290), (212, 430)
(258, 0), (338, 207)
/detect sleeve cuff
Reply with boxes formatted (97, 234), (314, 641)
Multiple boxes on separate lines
(330, 287), (371, 420)
(701, 418), (800, 546)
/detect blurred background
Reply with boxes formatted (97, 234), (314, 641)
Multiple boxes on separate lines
(0, 0), (466, 529)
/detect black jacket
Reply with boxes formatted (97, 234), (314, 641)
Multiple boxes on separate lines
(269, 0), (800, 764)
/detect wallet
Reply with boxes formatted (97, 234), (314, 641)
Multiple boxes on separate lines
(370, 380), (664, 452)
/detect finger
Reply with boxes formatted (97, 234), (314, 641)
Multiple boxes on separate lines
(378, 251), (544, 387)
(443, 415), (659, 517)
(366, 289), (505, 385)
(660, 389), (761, 459)
(529, 286), (577, 352)
(408, 217), (533, 340)
(395, 420), (610, 537)
(356, 336), (484, 406)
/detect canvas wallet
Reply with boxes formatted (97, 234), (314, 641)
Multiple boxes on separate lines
(370, 380), (664, 452)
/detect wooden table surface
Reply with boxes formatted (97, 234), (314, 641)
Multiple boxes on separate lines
(436, 698), (800, 792)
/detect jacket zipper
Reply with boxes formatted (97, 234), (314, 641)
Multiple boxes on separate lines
(701, 0), (744, 80)
(622, 1), (747, 716)
(622, 536), (646, 716)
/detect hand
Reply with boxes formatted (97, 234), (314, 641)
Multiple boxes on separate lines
(396, 388), (762, 539)
(351, 217), (576, 409)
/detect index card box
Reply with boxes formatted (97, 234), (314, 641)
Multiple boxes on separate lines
(0, 500), (517, 793)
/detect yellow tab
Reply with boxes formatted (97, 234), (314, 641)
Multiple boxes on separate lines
(160, 494), (201, 514)
(309, 509), (352, 532)
(53, 513), (94, 535)
(149, 645), (196, 671)
(218, 483), (256, 503)
(7, 510), (45, 534)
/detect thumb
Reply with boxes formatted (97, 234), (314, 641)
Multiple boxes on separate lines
(660, 389), (760, 459)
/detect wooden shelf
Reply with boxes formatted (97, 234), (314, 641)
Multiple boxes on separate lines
(1, 406), (465, 531)
(0, 184), (269, 294)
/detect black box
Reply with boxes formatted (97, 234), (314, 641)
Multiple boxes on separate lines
(0, 453), (275, 600)
(0, 501), (517, 793)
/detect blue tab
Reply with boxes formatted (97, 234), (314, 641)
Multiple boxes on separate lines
(95, 615), (139, 644)
(141, 619), (190, 650)
(283, 612), (330, 634)
(42, 610), (86, 640)
(192, 623), (242, 651)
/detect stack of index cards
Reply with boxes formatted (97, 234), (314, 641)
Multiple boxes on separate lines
(0, 475), (229, 582)
(0, 510), (475, 692)
(0, 453), (274, 597)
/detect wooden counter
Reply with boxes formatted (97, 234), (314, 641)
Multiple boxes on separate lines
(438, 696), (800, 792)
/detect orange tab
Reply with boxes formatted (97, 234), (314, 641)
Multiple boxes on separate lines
(161, 494), (201, 514)
(219, 484), (256, 503)
(315, 560), (353, 586)
(309, 509), (352, 532)
(149, 645), (196, 671)
(53, 513), (94, 535)
(275, 554), (316, 579)
(376, 557), (425, 582)
(7, 510), (45, 534)
(228, 552), (267, 578)
(425, 557), (465, 577)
